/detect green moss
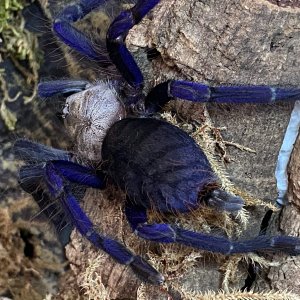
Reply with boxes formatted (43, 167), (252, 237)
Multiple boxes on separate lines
(0, 0), (40, 130)
(0, 0), (24, 33)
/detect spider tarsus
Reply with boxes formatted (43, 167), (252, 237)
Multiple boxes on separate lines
(130, 256), (164, 285)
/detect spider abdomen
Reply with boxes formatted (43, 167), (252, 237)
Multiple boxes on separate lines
(102, 118), (219, 213)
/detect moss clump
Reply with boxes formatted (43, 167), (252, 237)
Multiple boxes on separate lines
(0, 0), (40, 130)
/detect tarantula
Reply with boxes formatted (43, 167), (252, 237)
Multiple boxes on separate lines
(15, 0), (300, 285)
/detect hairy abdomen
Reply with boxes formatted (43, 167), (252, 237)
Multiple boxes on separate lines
(102, 118), (219, 213)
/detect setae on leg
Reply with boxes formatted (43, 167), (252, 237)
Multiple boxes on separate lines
(125, 201), (300, 255)
(38, 80), (89, 98)
(44, 162), (164, 284)
(106, 0), (161, 90)
(14, 139), (72, 163)
(15, 140), (164, 284)
(53, 0), (110, 63)
(18, 164), (74, 246)
(14, 140), (76, 245)
(145, 80), (300, 113)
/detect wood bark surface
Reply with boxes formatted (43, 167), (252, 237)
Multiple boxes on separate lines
(35, 0), (300, 299)
(0, 1), (73, 299)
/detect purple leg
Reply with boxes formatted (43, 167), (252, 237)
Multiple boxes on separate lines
(19, 164), (74, 246)
(106, 0), (161, 91)
(44, 163), (164, 284)
(38, 80), (89, 97)
(53, 0), (110, 63)
(15, 138), (164, 284)
(14, 139), (76, 245)
(145, 80), (300, 113)
(46, 160), (105, 189)
(125, 201), (300, 255)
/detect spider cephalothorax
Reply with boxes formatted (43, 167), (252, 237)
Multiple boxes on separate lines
(62, 81), (126, 161)
(15, 0), (300, 285)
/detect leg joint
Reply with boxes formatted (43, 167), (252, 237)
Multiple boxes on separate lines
(107, 11), (134, 42)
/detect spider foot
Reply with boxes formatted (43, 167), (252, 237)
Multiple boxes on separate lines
(131, 256), (165, 285)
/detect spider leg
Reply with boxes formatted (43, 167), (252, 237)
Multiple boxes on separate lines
(15, 140), (163, 284)
(14, 140), (76, 244)
(46, 160), (105, 189)
(14, 139), (103, 189)
(17, 161), (74, 246)
(14, 139), (72, 163)
(38, 80), (89, 97)
(145, 80), (300, 113)
(44, 163), (164, 284)
(20, 164), (74, 245)
(125, 201), (300, 255)
(106, 0), (160, 91)
(53, 0), (110, 63)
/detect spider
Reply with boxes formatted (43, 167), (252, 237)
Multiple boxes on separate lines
(14, 0), (300, 285)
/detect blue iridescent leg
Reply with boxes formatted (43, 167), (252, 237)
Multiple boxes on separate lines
(106, 0), (160, 90)
(45, 163), (164, 284)
(14, 140), (104, 190)
(14, 140), (76, 245)
(19, 164), (74, 246)
(125, 201), (300, 255)
(46, 160), (105, 189)
(53, 0), (110, 62)
(38, 80), (89, 97)
(145, 80), (300, 113)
